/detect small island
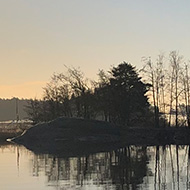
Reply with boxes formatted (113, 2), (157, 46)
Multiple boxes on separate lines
(4, 58), (190, 156)
(10, 117), (190, 157)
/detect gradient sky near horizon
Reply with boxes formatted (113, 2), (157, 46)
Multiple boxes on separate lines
(0, 0), (190, 99)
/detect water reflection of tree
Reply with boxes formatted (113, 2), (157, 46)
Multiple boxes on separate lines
(152, 145), (190, 190)
(31, 146), (149, 189)
(110, 146), (148, 189)
(154, 146), (167, 190)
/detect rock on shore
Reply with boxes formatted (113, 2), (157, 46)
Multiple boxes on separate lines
(12, 117), (121, 156)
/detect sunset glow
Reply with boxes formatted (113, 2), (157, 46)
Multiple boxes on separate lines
(1, 1), (190, 98)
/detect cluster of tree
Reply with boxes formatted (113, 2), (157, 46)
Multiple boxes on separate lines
(141, 51), (190, 127)
(27, 52), (190, 128)
(26, 62), (151, 127)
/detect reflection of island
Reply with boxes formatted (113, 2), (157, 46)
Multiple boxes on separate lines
(31, 146), (149, 189)
(1, 143), (190, 189)
(30, 145), (190, 190)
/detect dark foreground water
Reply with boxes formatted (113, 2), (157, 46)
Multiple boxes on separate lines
(0, 143), (190, 190)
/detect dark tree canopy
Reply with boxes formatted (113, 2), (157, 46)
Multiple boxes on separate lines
(26, 62), (151, 127)
(95, 62), (150, 125)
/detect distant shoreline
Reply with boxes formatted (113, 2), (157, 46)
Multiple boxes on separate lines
(0, 121), (32, 141)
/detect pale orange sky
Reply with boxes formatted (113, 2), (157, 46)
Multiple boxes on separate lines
(1, 0), (190, 98)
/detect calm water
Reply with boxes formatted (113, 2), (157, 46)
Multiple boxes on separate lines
(0, 143), (190, 190)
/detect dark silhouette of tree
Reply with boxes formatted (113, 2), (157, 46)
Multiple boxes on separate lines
(43, 75), (72, 120)
(180, 63), (190, 127)
(140, 52), (190, 127)
(25, 99), (46, 123)
(94, 62), (150, 126)
(94, 69), (111, 121)
(108, 62), (150, 126)
(56, 67), (95, 119)
(26, 62), (151, 126)
(26, 66), (96, 122)
(169, 51), (183, 127)
(141, 55), (166, 128)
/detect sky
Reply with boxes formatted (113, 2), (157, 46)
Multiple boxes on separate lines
(0, 0), (190, 99)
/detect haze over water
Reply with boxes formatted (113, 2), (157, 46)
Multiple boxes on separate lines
(0, 143), (189, 190)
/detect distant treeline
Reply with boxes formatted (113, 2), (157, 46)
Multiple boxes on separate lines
(26, 51), (190, 128)
(0, 98), (29, 121)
